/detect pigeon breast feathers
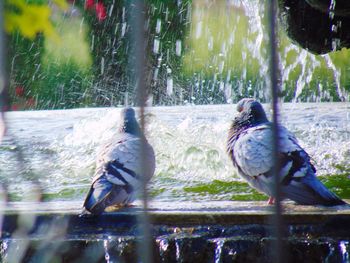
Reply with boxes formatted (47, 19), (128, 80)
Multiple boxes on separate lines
(231, 124), (301, 179)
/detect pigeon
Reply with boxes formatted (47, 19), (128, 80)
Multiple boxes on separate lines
(83, 107), (155, 214)
(227, 98), (346, 206)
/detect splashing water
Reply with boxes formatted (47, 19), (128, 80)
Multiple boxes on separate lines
(214, 238), (225, 263)
(183, 0), (350, 103)
(1, 103), (349, 202)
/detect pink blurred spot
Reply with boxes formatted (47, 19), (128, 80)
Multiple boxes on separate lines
(11, 105), (19, 111)
(26, 97), (36, 108)
(85, 0), (95, 10)
(95, 2), (107, 21)
(15, 86), (25, 97)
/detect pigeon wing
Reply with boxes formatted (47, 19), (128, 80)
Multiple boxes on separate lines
(96, 134), (155, 188)
(231, 124), (305, 196)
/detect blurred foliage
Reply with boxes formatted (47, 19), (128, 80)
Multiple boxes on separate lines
(183, 1), (350, 103)
(5, 0), (350, 110)
(183, 1), (267, 104)
(84, 0), (191, 106)
(4, 0), (67, 39)
(6, 0), (94, 109)
(36, 15), (93, 109)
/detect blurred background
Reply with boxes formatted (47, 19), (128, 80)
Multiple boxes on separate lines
(4, 0), (350, 111)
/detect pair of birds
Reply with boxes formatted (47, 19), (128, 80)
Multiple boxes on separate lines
(83, 99), (346, 214)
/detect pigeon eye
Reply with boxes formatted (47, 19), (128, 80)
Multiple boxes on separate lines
(236, 103), (245, 112)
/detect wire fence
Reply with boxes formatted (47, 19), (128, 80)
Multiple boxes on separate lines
(130, 1), (153, 262)
(0, 1), (285, 262)
(0, 0), (6, 141)
(267, 0), (284, 262)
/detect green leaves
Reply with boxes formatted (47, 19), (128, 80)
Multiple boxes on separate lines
(4, 0), (68, 39)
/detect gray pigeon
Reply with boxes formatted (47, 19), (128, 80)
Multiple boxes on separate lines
(83, 107), (155, 214)
(227, 98), (346, 206)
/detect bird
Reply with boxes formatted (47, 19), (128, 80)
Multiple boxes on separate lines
(83, 107), (155, 214)
(227, 98), (346, 206)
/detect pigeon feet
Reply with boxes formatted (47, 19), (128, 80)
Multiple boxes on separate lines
(104, 203), (135, 212)
(104, 204), (125, 212)
(267, 197), (275, 205)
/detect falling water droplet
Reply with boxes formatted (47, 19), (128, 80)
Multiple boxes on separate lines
(153, 38), (160, 54)
(167, 67), (173, 96)
(337, 21), (342, 29)
(108, 3), (114, 17)
(167, 77), (173, 96)
(229, 32), (234, 45)
(331, 24), (337, 33)
(124, 92), (128, 106)
(101, 57), (105, 75)
(219, 81), (224, 91)
(331, 38), (340, 51)
(121, 22), (127, 37)
(153, 68), (159, 80)
(339, 241), (349, 262)
(175, 239), (181, 261)
(156, 19), (162, 34)
(195, 21), (202, 39)
(104, 239), (110, 263)
(208, 36), (213, 50)
(225, 83), (232, 103)
(218, 61), (225, 74)
(214, 239), (225, 263)
(329, 0), (336, 19)
(91, 35), (95, 51)
(221, 42), (226, 56)
(165, 7), (169, 21)
(176, 40), (182, 56)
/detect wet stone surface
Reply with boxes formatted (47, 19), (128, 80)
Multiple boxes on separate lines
(1, 234), (349, 262)
(1, 201), (350, 262)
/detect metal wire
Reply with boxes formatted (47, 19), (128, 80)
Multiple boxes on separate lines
(129, 1), (153, 262)
(0, 0), (6, 141)
(267, 0), (285, 262)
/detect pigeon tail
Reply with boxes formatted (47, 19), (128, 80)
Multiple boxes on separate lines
(282, 174), (346, 206)
(83, 176), (132, 214)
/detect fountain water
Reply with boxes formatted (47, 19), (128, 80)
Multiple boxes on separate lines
(1, 104), (349, 202)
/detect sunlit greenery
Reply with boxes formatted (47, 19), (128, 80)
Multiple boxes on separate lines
(183, 1), (350, 103)
(44, 16), (92, 69)
(5, 0), (93, 109)
(36, 15), (93, 108)
(4, 0), (350, 110)
(4, 0), (67, 39)
(183, 1), (264, 81)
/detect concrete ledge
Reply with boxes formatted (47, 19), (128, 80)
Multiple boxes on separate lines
(1, 200), (350, 234)
(1, 201), (350, 262)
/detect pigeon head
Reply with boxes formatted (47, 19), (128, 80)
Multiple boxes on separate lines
(236, 98), (268, 125)
(119, 107), (142, 136)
